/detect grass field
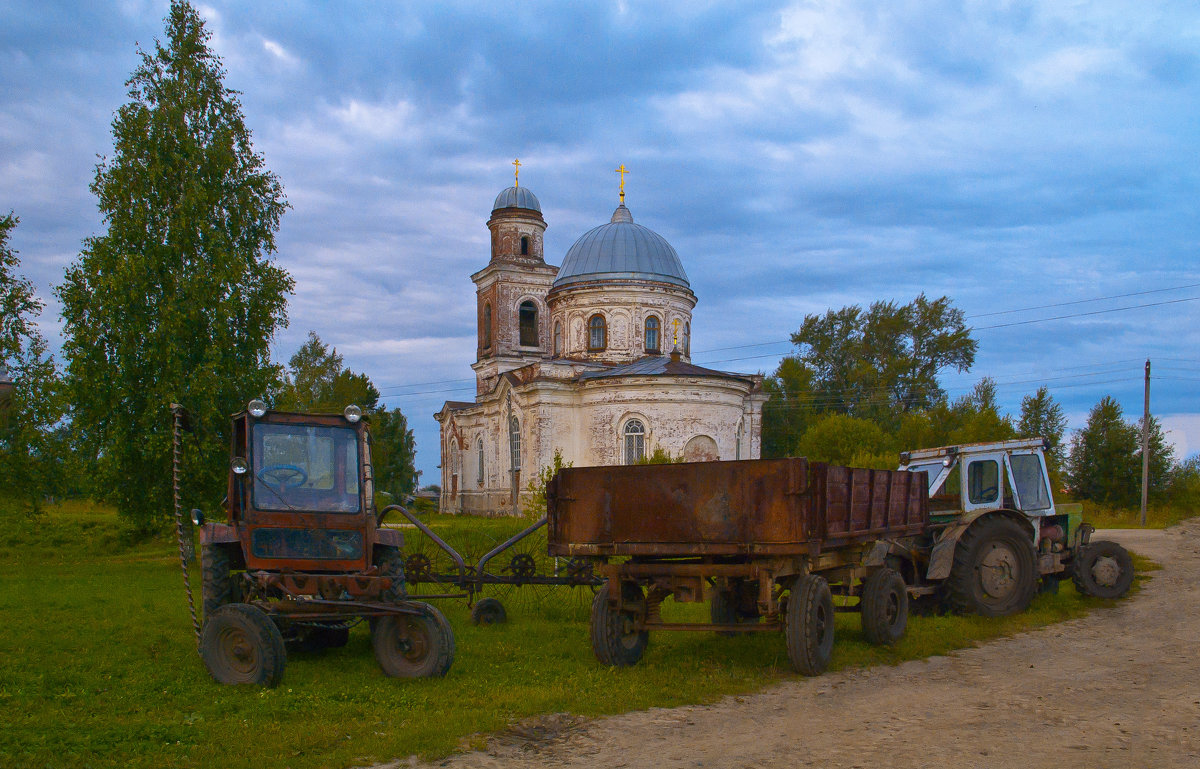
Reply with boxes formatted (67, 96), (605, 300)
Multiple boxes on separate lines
(0, 502), (1151, 769)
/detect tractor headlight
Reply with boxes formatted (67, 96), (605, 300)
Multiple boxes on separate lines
(247, 399), (267, 418)
(344, 404), (362, 423)
(231, 456), (249, 475)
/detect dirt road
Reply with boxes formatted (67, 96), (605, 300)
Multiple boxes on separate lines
(394, 521), (1200, 769)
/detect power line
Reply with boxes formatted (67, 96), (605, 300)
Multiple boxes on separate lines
(967, 282), (1200, 318)
(972, 296), (1200, 331)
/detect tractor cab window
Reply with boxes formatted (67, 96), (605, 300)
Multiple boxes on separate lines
(252, 423), (361, 514)
(967, 459), (1000, 505)
(1009, 453), (1051, 511)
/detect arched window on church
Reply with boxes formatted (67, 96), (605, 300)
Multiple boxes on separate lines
(736, 419), (744, 460)
(553, 320), (562, 356)
(684, 322), (691, 355)
(520, 235), (530, 255)
(644, 316), (660, 353)
(476, 437), (484, 485)
(623, 420), (645, 464)
(588, 314), (607, 351)
(519, 301), (538, 347)
(482, 304), (492, 349)
(508, 416), (521, 473)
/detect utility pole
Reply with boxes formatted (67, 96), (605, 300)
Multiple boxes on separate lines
(1140, 358), (1150, 526)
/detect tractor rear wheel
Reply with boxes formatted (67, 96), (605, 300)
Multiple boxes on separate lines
(200, 603), (286, 687)
(784, 574), (834, 676)
(1073, 540), (1135, 599)
(201, 545), (234, 618)
(371, 603), (455, 678)
(947, 517), (1037, 617)
(590, 581), (648, 667)
(860, 568), (908, 645)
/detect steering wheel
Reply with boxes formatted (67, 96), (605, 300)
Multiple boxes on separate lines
(256, 464), (308, 488)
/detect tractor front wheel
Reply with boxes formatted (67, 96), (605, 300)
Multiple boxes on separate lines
(201, 545), (235, 618)
(470, 597), (508, 625)
(200, 603), (286, 687)
(1073, 540), (1135, 599)
(371, 603), (455, 678)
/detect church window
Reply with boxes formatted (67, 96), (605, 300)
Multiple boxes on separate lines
(644, 316), (660, 353)
(736, 420), (744, 460)
(519, 301), (538, 347)
(520, 235), (530, 255)
(623, 420), (646, 464)
(553, 321), (562, 356)
(476, 437), (484, 485)
(508, 416), (521, 473)
(684, 322), (691, 355)
(482, 304), (492, 349)
(588, 314), (607, 351)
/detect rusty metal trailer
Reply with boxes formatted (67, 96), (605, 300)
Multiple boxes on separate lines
(546, 457), (928, 675)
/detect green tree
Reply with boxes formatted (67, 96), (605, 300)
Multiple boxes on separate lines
(275, 332), (417, 499)
(1135, 414), (1174, 502)
(794, 413), (892, 468)
(0, 214), (67, 513)
(1018, 386), (1068, 484)
(761, 357), (817, 458)
(778, 294), (976, 427)
(56, 2), (292, 534)
(275, 331), (380, 413)
(1067, 396), (1140, 505)
(371, 406), (418, 499)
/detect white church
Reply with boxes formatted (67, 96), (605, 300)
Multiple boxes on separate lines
(435, 166), (767, 514)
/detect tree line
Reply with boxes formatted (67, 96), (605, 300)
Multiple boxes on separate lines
(0, 2), (416, 533)
(760, 294), (1197, 512)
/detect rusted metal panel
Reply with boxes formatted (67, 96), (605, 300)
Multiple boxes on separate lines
(548, 458), (926, 557)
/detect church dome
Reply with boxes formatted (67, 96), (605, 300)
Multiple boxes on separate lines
(492, 186), (541, 213)
(553, 205), (690, 290)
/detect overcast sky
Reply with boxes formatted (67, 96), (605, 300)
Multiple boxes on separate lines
(3, 0), (1198, 483)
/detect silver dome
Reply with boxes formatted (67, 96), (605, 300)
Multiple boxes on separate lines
(553, 205), (689, 290)
(492, 186), (542, 213)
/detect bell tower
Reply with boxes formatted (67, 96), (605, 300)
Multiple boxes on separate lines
(471, 161), (558, 395)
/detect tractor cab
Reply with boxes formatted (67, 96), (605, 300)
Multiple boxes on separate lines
(219, 401), (380, 572)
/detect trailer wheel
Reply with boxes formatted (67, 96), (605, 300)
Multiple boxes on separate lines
(201, 545), (234, 618)
(590, 581), (648, 667)
(784, 574), (834, 676)
(375, 545), (405, 603)
(860, 568), (908, 646)
(947, 516), (1037, 617)
(1072, 540), (1135, 599)
(471, 597), (508, 625)
(200, 603), (286, 687)
(372, 602), (455, 678)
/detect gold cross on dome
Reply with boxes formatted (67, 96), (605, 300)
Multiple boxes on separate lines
(615, 164), (629, 204)
(513, 158), (521, 187)
(673, 318), (679, 347)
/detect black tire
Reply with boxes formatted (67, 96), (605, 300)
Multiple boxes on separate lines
(200, 603), (287, 687)
(784, 574), (834, 676)
(590, 581), (648, 667)
(470, 597), (508, 625)
(860, 568), (908, 646)
(946, 517), (1037, 617)
(1072, 540), (1135, 599)
(371, 602), (455, 678)
(201, 545), (234, 618)
(375, 545), (405, 603)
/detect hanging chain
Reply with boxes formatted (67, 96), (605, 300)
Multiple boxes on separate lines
(171, 404), (202, 648)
